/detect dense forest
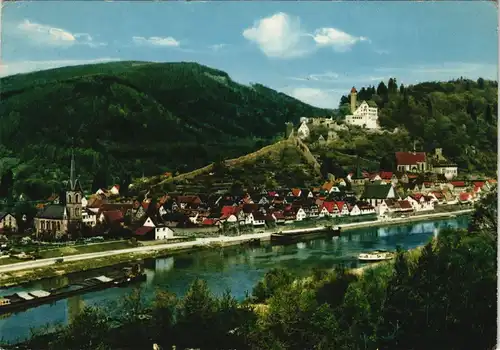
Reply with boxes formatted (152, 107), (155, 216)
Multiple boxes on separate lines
(336, 77), (498, 175)
(5, 190), (496, 350)
(0, 61), (330, 200)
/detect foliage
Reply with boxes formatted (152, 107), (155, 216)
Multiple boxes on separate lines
(338, 77), (498, 174)
(0, 61), (328, 199)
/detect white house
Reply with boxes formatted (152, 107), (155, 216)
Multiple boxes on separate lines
(110, 185), (120, 196)
(95, 188), (109, 196)
(252, 213), (266, 226)
(358, 203), (376, 215)
(224, 214), (238, 223)
(143, 216), (174, 240)
(244, 213), (255, 226)
(0, 212), (17, 232)
(81, 196), (88, 208)
(297, 121), (310, 140)
(349, 205), (362, 216)
(335, 202), (350, 216)
(81, 209), (97, 227)
(362, 184), (397, 207)
(295, 208), (307, 221)
(344, 88), (379, 129)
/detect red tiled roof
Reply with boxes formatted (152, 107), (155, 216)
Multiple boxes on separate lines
(473, 182), (485, 188)
(459, 193), (472, 201)
(412, 193), (423, 201)
(202, 218), (218, 226)
(321, 201), (338, 213)
(408, 174), (418, 179)
(487, 179), (497, 183)
(273, 211), (285, 219)
(177, 196), (201, 204)
(398, 200), (413, 210)
(291, 188), (301, 197)
(242, 203), (259, 213)
(135, 226), (154, 236)
(335, 201), (346, 211)
(102, 210), (124, 223)
(395, 152), (426, 166)
(112, 184), (120, 190)
(268, 191), (278, 197)
(221, 206), (239, 217)
(450, 181), (466, 187)
(379, 171), (393, 180)
(432, 191), (444, 199)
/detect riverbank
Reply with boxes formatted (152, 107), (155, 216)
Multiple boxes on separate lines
(0, 209), (472, 287)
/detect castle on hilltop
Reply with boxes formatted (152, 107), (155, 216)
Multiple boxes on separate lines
(344, 87), (380, 129)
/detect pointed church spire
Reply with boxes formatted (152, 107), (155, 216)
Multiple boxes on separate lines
(70, 149), (76, 190)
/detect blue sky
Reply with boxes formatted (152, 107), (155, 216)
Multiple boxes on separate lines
(1, 1), (497, 108)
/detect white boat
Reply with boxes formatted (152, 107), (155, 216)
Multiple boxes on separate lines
(358, 250), (395, 262)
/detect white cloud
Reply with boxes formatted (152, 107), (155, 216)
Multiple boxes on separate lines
(284, 87), (344, 109)
(312, 27), (369, 52)
(242, 12), (313, 58)
(243, 13), (368, 59)
(209, 43), (227, 51)
(132, 36), (180, 47)
(289, 71), (340, 82)
(0, 58), (121, 77)
(16, 20), (105, 48)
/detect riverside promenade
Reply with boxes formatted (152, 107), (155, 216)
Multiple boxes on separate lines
(0, 208), (473, 276)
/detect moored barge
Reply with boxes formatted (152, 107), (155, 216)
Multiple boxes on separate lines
(270, 225), (341, 244)
(0, 264), (147, 315)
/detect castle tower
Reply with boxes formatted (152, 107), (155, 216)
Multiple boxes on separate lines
(66, 150), (83, 224)
(350, 87), (357, 113)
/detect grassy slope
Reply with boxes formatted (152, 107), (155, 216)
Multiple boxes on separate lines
(140, 137), (324, 194)
(0, 61), (330, 199)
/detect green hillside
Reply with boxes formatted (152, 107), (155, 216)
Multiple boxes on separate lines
(136, 137), (324, 196)
(0, 61), (329, 200)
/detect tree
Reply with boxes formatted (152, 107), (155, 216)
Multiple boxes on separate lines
(0, 169), (14, 198)
(252, 268), (295, 303)
(175, 279), (218, 349)
(54, 306), (111, 350)
(399, 84), (405, 95)
(484, 104), (493, 124)
(477, 77), (485, 89)
(91, 169), (108, 193)
(376, 82), (389, 98)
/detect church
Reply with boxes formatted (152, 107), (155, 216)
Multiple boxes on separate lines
(34, 152), (83, 238)
(344, 87), (380, 129)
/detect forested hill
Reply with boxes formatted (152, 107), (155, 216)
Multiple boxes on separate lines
(338, 78), (498, 174)
(0, 61), (330, 200)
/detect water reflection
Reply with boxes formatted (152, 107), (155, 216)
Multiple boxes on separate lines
(0, 216), (470, 343)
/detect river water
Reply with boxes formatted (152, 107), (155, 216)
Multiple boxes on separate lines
(0, 216), (469, 343)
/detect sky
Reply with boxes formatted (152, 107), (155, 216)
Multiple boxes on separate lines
(1, 1), (498, 108)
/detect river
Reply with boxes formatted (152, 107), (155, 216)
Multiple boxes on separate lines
(0, 215), (469, 343)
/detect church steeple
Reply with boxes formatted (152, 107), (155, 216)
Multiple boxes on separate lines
(70, 150), (76, 190)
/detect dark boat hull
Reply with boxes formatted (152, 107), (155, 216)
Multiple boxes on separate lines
(0, 273), (147, 315)
(271, 226), (341, 244)
(245, 238), (261, 247)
